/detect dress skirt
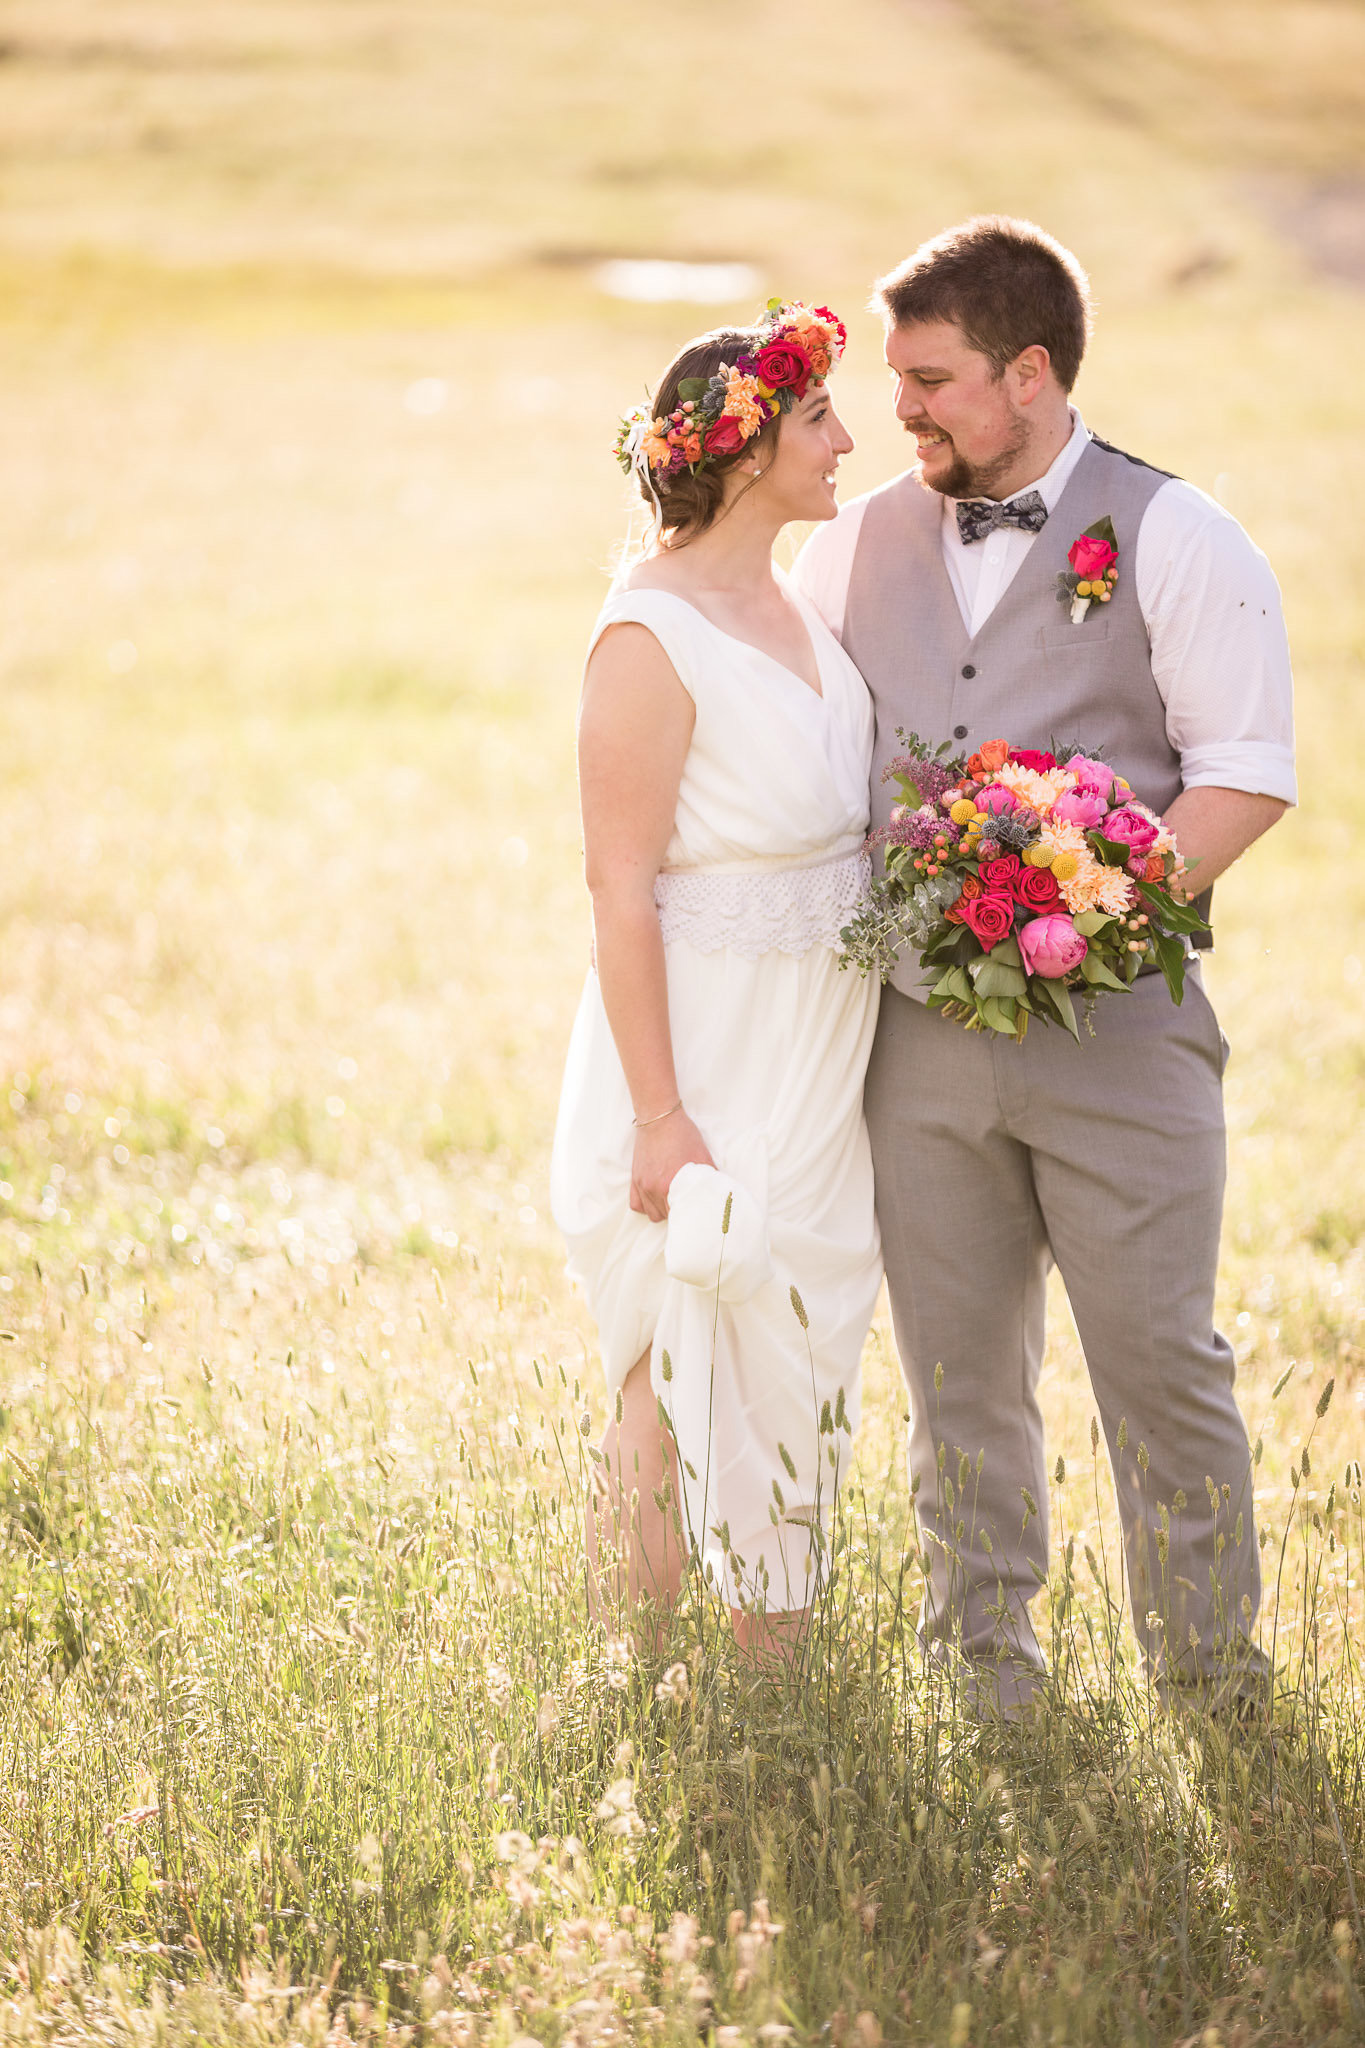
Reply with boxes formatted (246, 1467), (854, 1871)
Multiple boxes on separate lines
(551, 936), (881, 1608)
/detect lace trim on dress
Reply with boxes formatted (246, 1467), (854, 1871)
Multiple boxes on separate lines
(654, 851), (870, 960)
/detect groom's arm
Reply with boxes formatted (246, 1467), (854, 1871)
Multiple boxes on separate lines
(1138, 481), (1295, 888)
(1162, 786), (1287, 894)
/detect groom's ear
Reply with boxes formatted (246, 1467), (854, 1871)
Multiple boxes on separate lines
(1009, 344), (1053, 407)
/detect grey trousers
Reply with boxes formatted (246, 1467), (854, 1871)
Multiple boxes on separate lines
(866, 971), (1267, 1700)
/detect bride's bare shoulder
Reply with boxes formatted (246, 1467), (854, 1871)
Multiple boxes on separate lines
(615, 554), (694, 598)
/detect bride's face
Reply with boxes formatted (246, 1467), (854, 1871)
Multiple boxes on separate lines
(748, 383), (855, 522)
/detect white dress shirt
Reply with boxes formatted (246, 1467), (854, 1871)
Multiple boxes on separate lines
(792, 411), (1297, 805)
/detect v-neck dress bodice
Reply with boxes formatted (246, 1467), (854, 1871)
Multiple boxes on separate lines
(551, 577), (882, 1610)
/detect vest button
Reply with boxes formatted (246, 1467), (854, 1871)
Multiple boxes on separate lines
(953, 724), (968, 740)
(961, 663), (976, 679)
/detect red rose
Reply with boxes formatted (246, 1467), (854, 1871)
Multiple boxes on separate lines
(979, 855), (1022, 891)
(962, 893), (1015, 951)
(703, 414), (749, 456)
(754, 339), (814, 398)
(1069, 534), (1116, 580)
(1016, 866), (1062, 911)
(1008, 748), (1057, 772)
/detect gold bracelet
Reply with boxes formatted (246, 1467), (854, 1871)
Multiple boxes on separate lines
(633, 1097), (682, 1129)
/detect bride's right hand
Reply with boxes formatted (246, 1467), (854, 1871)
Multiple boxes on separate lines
(630, 1110), (714, 1224)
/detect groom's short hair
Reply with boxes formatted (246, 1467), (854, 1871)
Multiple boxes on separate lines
(874, 217), (1091, 390)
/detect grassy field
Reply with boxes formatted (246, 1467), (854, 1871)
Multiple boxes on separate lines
(1, 1), (1363, 2041)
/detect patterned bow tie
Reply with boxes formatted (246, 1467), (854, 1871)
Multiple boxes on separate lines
(954, 490), (1049, 545)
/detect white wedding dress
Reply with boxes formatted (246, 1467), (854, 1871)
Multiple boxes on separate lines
(551, 580), (882, 1608)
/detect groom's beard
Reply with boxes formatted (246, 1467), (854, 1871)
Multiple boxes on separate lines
(907, 413), (1031, 500)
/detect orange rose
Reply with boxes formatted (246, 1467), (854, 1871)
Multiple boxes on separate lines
(944, 873), (983, 925)
(966, 738), (1010, 778)
(1143, 854), (1166, 883)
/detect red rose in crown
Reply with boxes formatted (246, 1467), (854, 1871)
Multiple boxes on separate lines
(702, 414), (749, 456)
(753, 338), (814, 398)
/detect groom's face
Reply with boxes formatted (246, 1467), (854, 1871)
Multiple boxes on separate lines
(884, 318), (1029, 499)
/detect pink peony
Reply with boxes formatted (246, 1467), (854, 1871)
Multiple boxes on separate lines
(1101, 805), (1159, 854)
(1067, 755), (1122, 802)
(1018, 913), (1088, 979)
(975, 784), (1018, 818)
(1050, 788), (1109, 828)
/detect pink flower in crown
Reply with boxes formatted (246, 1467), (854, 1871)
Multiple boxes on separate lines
(975, 784), (1019, 818)
(1051, 788), (1109, 829)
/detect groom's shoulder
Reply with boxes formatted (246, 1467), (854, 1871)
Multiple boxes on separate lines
(1085, 434), (1180, 483)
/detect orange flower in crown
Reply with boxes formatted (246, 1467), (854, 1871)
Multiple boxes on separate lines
(614, 299), (847, 480)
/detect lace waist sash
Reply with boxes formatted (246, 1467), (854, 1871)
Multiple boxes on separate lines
(654, 849), (870, 960)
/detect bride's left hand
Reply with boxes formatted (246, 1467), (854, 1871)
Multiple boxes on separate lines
(630, 1110), (714, 1224)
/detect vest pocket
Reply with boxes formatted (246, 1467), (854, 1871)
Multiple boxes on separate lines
(1036, 617), (1117, 651)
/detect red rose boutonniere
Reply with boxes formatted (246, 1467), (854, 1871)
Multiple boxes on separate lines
(1056, 514), (1118, 624)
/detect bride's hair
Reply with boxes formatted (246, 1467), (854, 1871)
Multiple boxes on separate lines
(640, 325), (777, 545)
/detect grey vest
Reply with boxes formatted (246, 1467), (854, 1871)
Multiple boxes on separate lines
(842, 436), (1211, 999)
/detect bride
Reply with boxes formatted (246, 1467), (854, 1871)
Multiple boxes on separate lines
(550, 303), (882, 1656)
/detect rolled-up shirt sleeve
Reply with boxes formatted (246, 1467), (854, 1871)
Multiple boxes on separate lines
(1138, 480), (1297, 804)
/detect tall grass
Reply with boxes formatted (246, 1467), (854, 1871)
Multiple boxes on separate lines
(0, 1252), (1361, 2044)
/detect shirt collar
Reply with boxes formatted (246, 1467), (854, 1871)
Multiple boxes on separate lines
(943, 408), (1090, 525)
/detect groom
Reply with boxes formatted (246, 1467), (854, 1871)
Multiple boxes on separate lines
(795, 217), (1295, 1711)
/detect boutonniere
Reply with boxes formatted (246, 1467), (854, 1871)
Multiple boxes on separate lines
(1056, 515), (1118, 624)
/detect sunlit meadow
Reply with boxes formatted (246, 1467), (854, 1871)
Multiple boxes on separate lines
(0, 3), (1363, 2043)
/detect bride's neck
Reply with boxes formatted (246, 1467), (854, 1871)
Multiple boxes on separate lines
(655, 501), (786, 592)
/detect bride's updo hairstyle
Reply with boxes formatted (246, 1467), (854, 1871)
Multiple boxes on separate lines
(615, 301), (848, 548)
(645, 328), (771, 543)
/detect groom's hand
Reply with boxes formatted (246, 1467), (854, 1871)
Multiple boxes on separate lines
(631, 1111), (715, 1224)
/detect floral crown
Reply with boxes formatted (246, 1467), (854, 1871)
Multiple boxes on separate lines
(614, 299), (847, 482)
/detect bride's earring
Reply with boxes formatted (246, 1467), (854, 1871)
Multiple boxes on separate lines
(751, 465), (763, 479)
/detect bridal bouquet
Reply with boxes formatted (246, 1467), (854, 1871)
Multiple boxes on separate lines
(839, 735), (1208, 1039)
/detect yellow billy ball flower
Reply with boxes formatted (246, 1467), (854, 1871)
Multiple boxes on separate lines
(1076, 580), (1092, 597)
(949, 798), (977, 827)
(1050, 852), (1080, 881)
(1022, 844), (1053, 868)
